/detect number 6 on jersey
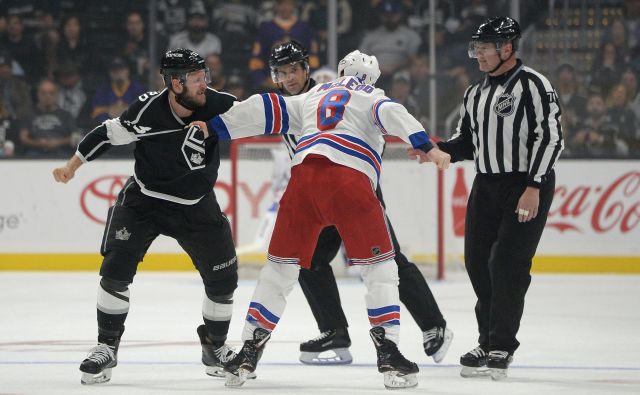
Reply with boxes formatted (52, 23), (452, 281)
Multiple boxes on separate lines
(317, 89), (351, 131)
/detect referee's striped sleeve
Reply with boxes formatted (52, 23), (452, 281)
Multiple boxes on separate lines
(439, 85), (476, 162)
(526, 71), (564, 187)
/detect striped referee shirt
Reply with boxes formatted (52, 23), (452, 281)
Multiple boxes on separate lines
(440, 59), (564, 187)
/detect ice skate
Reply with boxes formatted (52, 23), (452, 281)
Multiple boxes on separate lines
(79, 327), (124, 385)
(299, 327), (353, 365)
(487, 350), (513, 381)
(369, 326), (419, 389)
(422, 325), (453, 363)
(224, 328), (271, 388)
(79, 343), (118, 384)
(197, 325), (256, 379)
(460, 346), (490, 378)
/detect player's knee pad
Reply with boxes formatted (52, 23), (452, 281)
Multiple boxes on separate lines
(100, 251), (140, 283)
(97, 277), (131, 315)
(203, 268), (238, 299)
(259, 261), (300, 295)
(360, 259), (399, 289)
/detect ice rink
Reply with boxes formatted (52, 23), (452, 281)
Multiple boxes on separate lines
(1, 270), (639, 394)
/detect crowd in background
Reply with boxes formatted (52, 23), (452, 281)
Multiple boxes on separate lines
(0, 0), (639, 159)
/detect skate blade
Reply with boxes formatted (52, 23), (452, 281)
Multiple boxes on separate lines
(431, 329), (454, 363)
(207, 365), (256, 379)
(299, 348), (353, 365)
(383, 371), (418, 389)
(80, 368), (112, 385)
(225, 368), (252, 387)
(460, 366), (490, 378)
(490, 368), (508, 381)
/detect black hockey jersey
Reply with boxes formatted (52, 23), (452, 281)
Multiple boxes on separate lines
(76, 87), (236, 204)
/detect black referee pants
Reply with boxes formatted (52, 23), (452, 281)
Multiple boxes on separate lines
(465, 171), (555, 354)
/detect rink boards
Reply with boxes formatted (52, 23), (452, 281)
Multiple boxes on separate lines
(0, 159), (638, 273)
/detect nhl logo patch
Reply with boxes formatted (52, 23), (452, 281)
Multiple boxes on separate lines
(494, 93), (516, 117)
(371, 246), (381, 256)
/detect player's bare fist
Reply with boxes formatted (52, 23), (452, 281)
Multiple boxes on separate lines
(187, 121), (209, 138)
(53, 167), (74, 183)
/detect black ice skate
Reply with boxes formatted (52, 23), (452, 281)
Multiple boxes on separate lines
(369, 326), (419, 389)
(487, 350), (513, 381)
(79, 327), (124, 385)
(460, 345), (489, 378)
(197, 325), (256, 379)
(299, 327), (353, 365)
(422, 325), (453, 363)
(224, 328), (271, 388)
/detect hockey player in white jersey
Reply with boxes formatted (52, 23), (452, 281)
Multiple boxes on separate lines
(192, 50), (451, 389)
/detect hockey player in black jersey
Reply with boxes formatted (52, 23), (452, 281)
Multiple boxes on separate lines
(53, 49), (240, 384)
(268, 41), (453, 366)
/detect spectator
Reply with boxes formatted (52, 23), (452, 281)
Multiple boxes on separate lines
(225, 72), (247, 101)
(121, 11), (166, 82)
(211, 0), (257, 71)
(571, 92), (621, 157)
(604, 18), (630, 63)
(56, 61), (88, 124)
(0, 52), (33, 119)
(621, 68), (640, 128)
(157, 0), (190, 36)
(359, 1), (421, 90)
(167, 4), (222, 58)
(589, 41), (624, 96)
(2, 14), (41, 82)
(40, 27), (61, 80)
(205, 54), (226, 91)
(310, 66), (338, 83)
(0, 96), (18, 158)
(555, 63), (587, 133)
(90, 57), (145, 124)
(607, 83), (636, 155)
(19, 79), (75, 158)
(389, 70), (420, 118)
(249, 0), (319, 90)
(301, 0), (352, 61)
(58, 15), (95, 81)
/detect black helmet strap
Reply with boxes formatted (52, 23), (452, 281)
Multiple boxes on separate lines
(488, 40), (515, 74)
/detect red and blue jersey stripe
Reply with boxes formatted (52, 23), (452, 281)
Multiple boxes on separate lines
(246, 301), (279, 331)
(261, 93), (289, 135)
(368, 305), (400, 326)
(295, 132), (382, 181)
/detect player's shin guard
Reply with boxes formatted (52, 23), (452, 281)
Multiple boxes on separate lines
(241, 261), (300, 341)
(82, 279), (129, 384)
(200, 293), (235, 377)
(360, 259), (401, 343)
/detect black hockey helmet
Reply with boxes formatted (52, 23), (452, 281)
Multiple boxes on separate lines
(160, 48), (209, 85)
(469, 17), (521, 57)
(269, 40), (310, 83)
(269, 40), (309, 69)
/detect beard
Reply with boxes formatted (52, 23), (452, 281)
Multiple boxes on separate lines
(177, 85), (204, 110)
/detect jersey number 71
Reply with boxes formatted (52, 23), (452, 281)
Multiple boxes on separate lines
(316, 89), (351, 131)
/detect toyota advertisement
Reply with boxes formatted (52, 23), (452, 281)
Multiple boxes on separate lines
(0, 160), (638, 271)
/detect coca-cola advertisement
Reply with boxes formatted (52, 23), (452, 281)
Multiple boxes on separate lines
(445, 162), (640, 259)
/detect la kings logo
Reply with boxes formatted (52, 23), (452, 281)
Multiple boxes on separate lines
(182, 124), (206, 170)
(115, 227), (131, 241)
(494, 93), (516, 117)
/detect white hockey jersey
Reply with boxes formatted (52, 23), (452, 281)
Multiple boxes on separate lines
(208, 76), (433, 188)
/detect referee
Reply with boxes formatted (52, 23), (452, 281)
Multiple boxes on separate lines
(437, 17), (564, 380)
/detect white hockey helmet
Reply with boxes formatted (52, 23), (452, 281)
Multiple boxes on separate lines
(337, 50), (381, 85)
